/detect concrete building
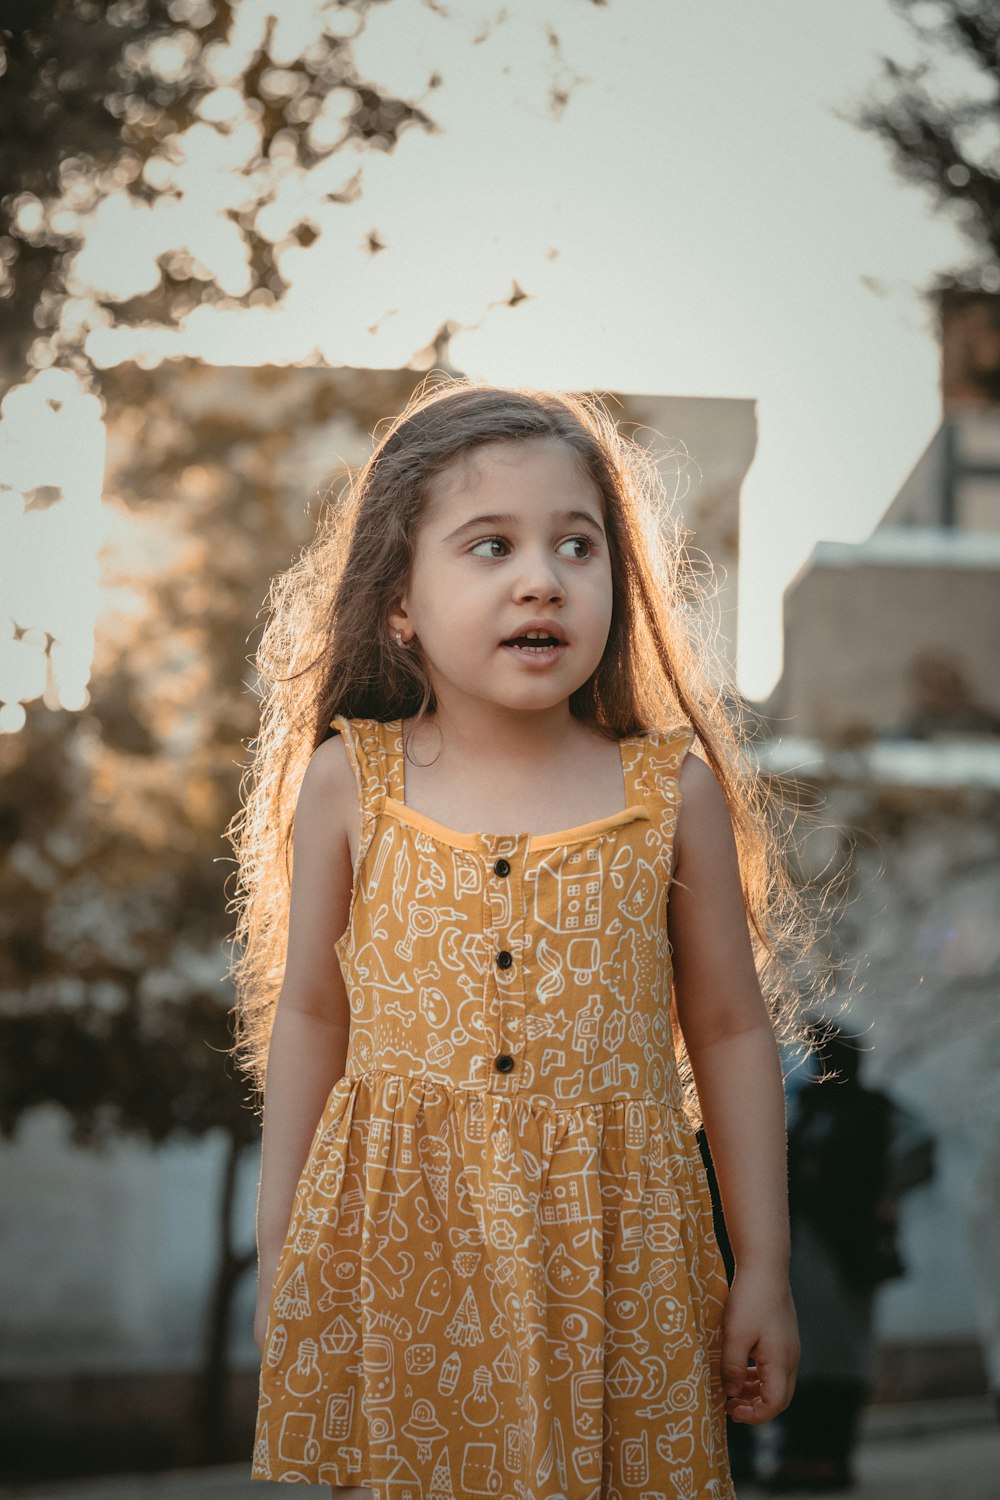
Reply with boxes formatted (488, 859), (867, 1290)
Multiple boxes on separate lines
(758, 287), (1000, 1405)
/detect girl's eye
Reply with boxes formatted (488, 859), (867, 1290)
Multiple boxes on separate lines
(557, 535), (594, 559)
(469, 535), (510, 558)
(469, 534), (596, 560)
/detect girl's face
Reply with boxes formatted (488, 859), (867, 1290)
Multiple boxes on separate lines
(390, 437), (614, 720)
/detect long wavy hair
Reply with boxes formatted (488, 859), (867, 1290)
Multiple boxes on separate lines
(225, 377), (834, 1123)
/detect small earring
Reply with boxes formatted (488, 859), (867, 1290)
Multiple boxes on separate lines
(394, 630), (405, 647)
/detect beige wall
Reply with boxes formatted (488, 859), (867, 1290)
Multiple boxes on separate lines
(765, 543), (1000, 740)
(613, 392), (756, 676)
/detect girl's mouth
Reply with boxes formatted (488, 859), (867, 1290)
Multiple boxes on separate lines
(500, 635), (567, 666)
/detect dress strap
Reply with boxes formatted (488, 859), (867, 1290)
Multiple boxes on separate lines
(327, 715), (399, 824)
(621, 722), (696, 881)
(379, 718), (407, 801)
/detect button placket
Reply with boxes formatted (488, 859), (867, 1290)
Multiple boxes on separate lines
(480, 832), (527, 1092)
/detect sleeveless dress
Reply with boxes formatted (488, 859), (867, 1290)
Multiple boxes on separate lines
(251, 715), (736, 1500)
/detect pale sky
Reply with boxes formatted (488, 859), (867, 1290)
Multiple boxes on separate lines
(5, 0), (982, 720)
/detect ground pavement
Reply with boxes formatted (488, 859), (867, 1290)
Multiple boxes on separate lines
(1, 1396), (997, 1500)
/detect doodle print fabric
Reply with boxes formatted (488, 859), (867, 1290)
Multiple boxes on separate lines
(252, 716), (736, 1500)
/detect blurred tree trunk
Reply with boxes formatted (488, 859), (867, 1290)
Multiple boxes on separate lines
(191, 1129), (257, 1462)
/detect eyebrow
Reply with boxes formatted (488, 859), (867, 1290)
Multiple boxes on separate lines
(442, 509), (606, 542)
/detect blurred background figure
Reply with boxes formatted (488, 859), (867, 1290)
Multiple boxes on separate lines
(765, 1022), (937, 1494)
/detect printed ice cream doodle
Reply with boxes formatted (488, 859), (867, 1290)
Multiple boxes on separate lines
(429, 1443), (458, 1496)
(250, 1422), (271, 1478)
(414, 1263), (452, 1331)
(531, 992), (574, 1044)
(417, 1131), (453, 1209)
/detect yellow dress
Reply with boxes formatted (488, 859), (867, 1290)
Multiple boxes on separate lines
(252, 715), (736, 1500)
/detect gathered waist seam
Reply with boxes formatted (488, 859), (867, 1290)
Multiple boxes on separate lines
(335, 1067), (688, 1114)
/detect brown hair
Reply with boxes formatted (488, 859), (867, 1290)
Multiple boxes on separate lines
(225, 376), (832, 1122)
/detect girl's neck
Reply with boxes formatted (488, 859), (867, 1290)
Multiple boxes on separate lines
(404, 700), (583, 768)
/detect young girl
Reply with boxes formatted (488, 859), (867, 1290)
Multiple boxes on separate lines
(229, 380), (819, 1500)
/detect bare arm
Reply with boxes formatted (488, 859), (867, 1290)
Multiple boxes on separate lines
(254, 736), (358, 1293)
(668, 751), (799, 1422)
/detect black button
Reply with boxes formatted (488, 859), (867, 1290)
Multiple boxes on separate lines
(493, 858), (511, 878)
(494, 1053), (514, 1073)
(496, 950), (513, 969)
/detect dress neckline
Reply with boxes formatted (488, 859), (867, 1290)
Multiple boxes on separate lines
(381, 719), (649, 853)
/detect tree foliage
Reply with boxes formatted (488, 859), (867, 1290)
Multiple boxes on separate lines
(846, 0), (1000, 289)
(0, 0), (438, 383)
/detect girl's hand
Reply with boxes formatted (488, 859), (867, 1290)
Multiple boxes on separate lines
(719, 1265), (799, 1424)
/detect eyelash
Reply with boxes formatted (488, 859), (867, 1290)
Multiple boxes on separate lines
(469, 534), (597, 560)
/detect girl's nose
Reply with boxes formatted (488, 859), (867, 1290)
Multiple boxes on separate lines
(514, 555), (565, 604)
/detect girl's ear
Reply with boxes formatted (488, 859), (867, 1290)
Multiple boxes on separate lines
(387, 596), (415, 641)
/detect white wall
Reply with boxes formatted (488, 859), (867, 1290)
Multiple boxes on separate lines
(0, 1107), (260, 1375)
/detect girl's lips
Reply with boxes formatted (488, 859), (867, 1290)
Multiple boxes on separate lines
(500, 642), (568, 667)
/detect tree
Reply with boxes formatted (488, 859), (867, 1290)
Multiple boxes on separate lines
(0, 0), (594, 390)
(844, 0), (1000, 292)
(0, 0), (441, 386)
